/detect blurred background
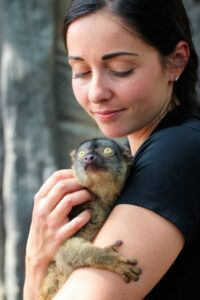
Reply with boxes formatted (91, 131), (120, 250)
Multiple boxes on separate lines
(0, 0), (199, 299)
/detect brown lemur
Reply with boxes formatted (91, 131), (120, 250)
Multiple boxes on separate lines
(40, 138), (142, 299)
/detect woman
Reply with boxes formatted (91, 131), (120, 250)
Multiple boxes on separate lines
(24, 0), (200, 299)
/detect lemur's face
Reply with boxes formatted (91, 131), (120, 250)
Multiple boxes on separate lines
(71, 138), (132, 196)
(72, 138), (129, 175)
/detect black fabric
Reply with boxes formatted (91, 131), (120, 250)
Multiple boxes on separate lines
(116, 102), (200, 299)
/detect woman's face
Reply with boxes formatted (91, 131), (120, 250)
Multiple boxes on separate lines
(67, 11), (174, 139)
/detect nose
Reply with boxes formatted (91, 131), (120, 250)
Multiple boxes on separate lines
(84, 154), (96, 164)
(88, 73), (112, 103)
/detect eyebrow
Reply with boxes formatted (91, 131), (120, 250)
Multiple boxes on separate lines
(68, 56), (84, 61)
(68, 51), (139, 62)
(102, 51), (139, 60)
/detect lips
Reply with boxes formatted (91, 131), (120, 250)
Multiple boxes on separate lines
(91, 109), (126, 122)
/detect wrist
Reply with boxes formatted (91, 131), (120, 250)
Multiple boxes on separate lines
(23, 257), (47, 300)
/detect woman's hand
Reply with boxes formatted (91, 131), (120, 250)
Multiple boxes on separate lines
(23, 169), (92, 300)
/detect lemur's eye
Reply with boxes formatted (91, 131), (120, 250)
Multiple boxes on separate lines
(78, 150), (86, 158)
(103, 147), (114, 156)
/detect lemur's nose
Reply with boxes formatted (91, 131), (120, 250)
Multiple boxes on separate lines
(84, 154), (95, 163)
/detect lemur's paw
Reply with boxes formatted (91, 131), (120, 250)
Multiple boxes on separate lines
(104, 240), (142, 282)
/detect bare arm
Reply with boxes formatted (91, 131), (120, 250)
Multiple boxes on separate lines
(54, 204), (184, 299)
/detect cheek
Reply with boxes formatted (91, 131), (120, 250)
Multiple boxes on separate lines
(72, 81), (88, 109)
(122, 77), (153, 106)
(124, 72), (165, 108)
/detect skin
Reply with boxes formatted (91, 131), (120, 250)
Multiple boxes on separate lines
(24, 9), (189, 300)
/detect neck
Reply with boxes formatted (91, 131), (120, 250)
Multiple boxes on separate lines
(128, 122), (158, 156)
(128, 92), (177, 156)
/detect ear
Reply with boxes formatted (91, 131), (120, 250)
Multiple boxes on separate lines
(121, 145), (133, 166)
(70, 149), (76, 164)
(168, 40), (190, 82)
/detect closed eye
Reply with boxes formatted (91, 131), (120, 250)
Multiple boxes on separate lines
(73, 71), (91, 79)
(109, 69), (133, 77)
(72, 69), (133, 79)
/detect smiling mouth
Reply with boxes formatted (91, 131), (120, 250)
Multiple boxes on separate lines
(91, 109), (126, 121)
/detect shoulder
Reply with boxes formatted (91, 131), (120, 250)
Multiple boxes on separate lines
(134, 118), (200, 187)
(138, 117), (200, 160)
(133, 116), (200, 173)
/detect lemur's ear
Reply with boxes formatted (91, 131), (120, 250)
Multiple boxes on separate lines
(122, 146), (133, 166)
(70, 149), (76, 164)
(117, 142), (132, 166)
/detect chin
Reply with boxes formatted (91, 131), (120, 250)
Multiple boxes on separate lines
(99, 126), (128, 139)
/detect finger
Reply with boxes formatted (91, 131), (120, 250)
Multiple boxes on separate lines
(40, 178), (84, 212)
(56, 210), (91, 243)
(34, 169), (75, 201)
(49, 189), (94, 223)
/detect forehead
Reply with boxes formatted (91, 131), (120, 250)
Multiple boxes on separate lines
(67, 10), (153, 59)
(78, 139), (120, 151)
